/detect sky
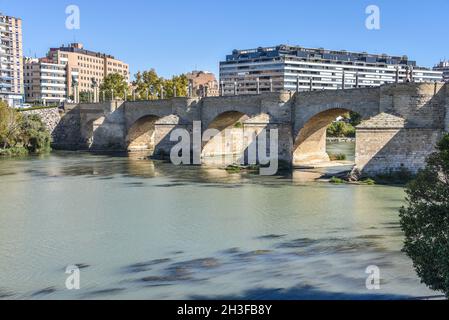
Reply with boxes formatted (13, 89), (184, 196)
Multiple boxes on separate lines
(2, 0), (449, 79)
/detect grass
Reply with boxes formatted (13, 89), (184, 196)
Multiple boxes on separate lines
(329, 153), (347, 161)
(17, 105), (59, 112)
(360, 178), (376, 185)
(330, 176), (345, 184)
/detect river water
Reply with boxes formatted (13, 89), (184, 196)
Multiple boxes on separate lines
(0, 142), (436, 300)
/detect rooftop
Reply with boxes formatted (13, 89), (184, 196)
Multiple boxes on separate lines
(49, 43), (116, 60)
(225, 44), (417, 67)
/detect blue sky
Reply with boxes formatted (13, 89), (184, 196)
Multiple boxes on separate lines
(2, 0), (448, 79)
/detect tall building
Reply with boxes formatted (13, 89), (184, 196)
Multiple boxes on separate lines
(24, 57), (67, 105)
(220, 45), (443, 95)
(46, 43), (129, 98)
(434, 60), (449, 82)
(0, 13), (24, 107)
(186, 71), (219, 97)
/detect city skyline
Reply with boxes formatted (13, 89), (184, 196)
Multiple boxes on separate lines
(2, 0), (449, 79)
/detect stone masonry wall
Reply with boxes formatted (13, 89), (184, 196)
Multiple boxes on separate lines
(21, 106), (83, 150)
(357, 128), (443, 175)
(21, 107), (61, 134)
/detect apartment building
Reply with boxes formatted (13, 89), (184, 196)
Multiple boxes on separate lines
(434, 60), (449, 82)
(0, 13), (24, 107)
(24, 57), (67, 105)
(220, 45), (443, 95)
(47, 43), (129, 98)
(186, 70), (219, 97)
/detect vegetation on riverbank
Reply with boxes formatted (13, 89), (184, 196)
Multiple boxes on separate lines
(327, 112), (361, 138)
(0, 101), (52, 156)
(327, 165), (414, 186)
(329, 153), (347, 161)
(16, 105), (59, 112)
(400, 133), (449, 298)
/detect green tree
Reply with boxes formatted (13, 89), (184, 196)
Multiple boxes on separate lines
(100, 73), (129, 100)
(79, 91), (91, 103)
(17, 114), (52, 153)
(327, 121), (355, 138)
(400, 133), (449, 298)
(133, 69), (163, 100)
(1, 101), (51, 155)
(348, 111), (362, 127)
(0, 101), (21, 149)
(162, 74), (188, 98)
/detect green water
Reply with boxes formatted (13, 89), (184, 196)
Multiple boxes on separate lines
(0, 145), (436, 300)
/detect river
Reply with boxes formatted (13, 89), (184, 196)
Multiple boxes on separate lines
(0, 142), (436, 300)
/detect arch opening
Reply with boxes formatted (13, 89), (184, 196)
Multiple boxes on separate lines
(293, 108), (361, 167)
(126, 115), (161, 154)
(201, 111), (268, 166)
(84, 116), (105, 149)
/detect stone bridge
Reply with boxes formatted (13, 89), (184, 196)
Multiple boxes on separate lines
(53, 82), (449, 175)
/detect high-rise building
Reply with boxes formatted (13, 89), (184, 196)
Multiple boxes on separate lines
(0, 13), (24, 107)
(46, 43), (129, 99)
(23, 57), (67, 105)
(186, 71), (219, 97)
(434, 60), (449, 82)
(219, 45), (443, 95)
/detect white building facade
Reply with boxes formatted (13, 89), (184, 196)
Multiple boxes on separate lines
(24, 58), (67, 105)
(0, 13), (24, 107)
(220, 45), (443, 95)
(434, 60), (449, 82)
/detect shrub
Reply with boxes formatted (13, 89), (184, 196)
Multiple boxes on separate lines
(329, 153), (347, 161)
(0, 102), (51, 156)
(360, 178), (376, 185)
(399, 134), (449, 298)
(330, 176), (345, 184)
(327, 121), (356, 138)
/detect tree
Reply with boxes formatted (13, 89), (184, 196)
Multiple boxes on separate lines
(79, 91), (91, 103)
(399, 133), (449, 297)
(163, 74), (188, 98)
(348, 111), (362, 127)
(0, 101), (21, 149)
(133, 69), (163, 100)
(100, 73), (128, 100)
(17, 114), (52, 153)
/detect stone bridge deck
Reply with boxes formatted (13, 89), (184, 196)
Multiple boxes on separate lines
(52, 82), (449, 175)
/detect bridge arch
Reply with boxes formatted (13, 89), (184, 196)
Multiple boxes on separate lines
(201, 110), (270, 165)
(293, 107), (362, 166)
(126, 115), (161, 153)
(292, 88), (380, 166)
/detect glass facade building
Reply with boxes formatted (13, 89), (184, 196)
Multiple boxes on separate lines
(220, 45), (443, 95)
